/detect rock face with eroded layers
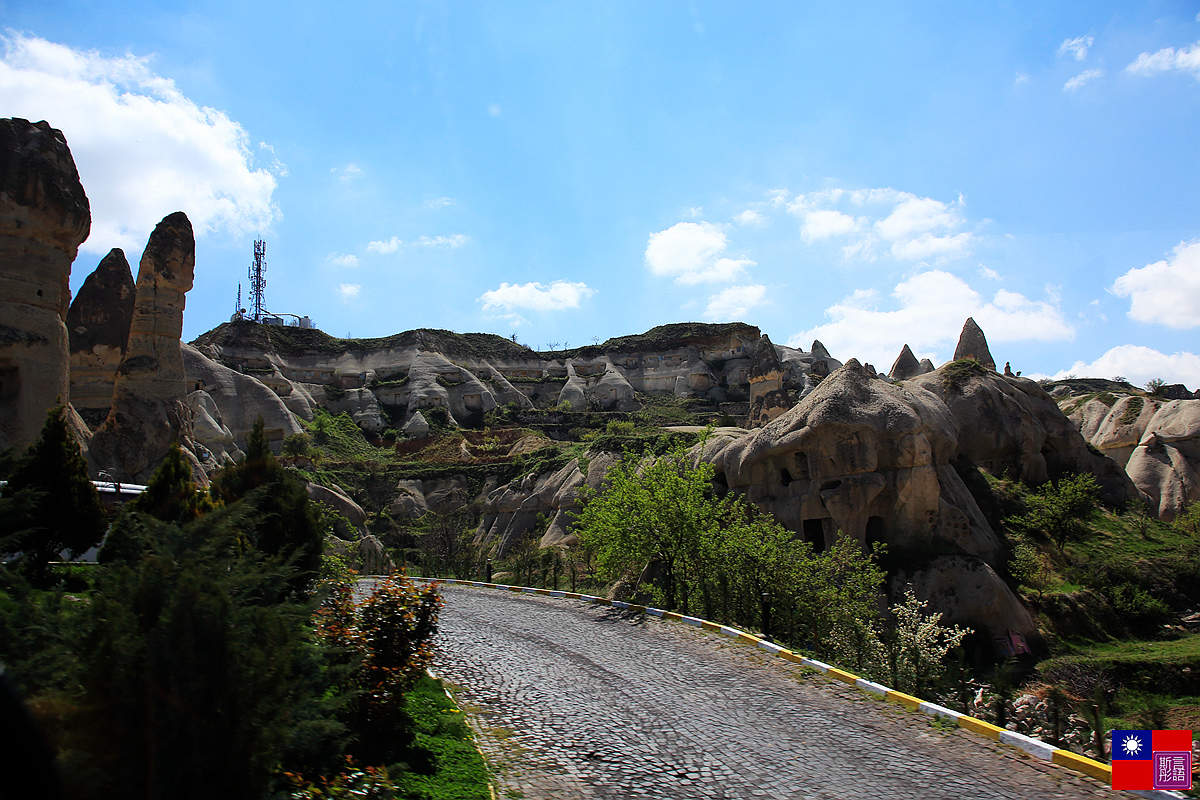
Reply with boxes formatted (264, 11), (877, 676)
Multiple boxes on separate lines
(89, 212), (200, 482)
(67, 248), (136, 428)
(702, 359), (1035, 639)
(191, 321), (839, 433)
(909, 363), (1135, 507)
(0, 118), (91, 453)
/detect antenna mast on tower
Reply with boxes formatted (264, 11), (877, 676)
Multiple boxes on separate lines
(249, 239), (267, 322)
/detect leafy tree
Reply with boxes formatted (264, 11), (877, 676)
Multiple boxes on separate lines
(1145, 377), (1166, 396)
(1006, 472), (1099, 552)
(575, 437), (728, 611)
(0, 406), (106, 585)
(575, 435), (887, 650)
(1009, 540), (1055, 601)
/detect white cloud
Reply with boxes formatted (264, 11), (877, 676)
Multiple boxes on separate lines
(685, 206), (704, 218)
(333, 163), (362, 181)
(787, 270), (1073, 368)
(1047, 345), (1200, 388)
(425, 197), (455, 209)
(338, 283), (361, 300)
(874, 196), (962, 241)
(0, 33), (280, 255)
(1058, 36), (1094, 61)
(735, 208), (766, 226)
(1112, 240), (1200, 328)
(478, 280), (595, 312)
(644, 221), (755, 284)
(417, 234), (468, 248)
(702, 285), (768, 322)
(889, 232), (974, 261)
(1064, 68), (1105, 90)
(1015, 72), (1030, 84)
(367, 237), (403, 254)
(329, 253), (359, 268)
(800, 209), (858, 242)
(979, 266), (1001, 280)
(1126, 40), (1200, 79)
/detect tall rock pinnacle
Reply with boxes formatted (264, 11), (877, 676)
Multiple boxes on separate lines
(952, 317), (995, 371)
(90, 212), (199, 481)
(67, 248), (136, 427)
(0, 118), (91, 453)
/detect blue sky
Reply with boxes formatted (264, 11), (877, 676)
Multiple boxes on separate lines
(3, 1), (1199, 385)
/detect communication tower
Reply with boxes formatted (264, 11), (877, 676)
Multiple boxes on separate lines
(249, 239), (267, 322)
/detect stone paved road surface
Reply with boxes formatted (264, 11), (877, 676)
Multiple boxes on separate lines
(432, 584), (1119, 800)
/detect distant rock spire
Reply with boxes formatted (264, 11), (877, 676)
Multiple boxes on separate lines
(888, 344), (921, 380)
(952, 317), (995, 371)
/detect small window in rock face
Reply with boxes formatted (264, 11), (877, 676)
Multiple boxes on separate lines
(780, 468), (793, 487)
(793, 452), (810, 479)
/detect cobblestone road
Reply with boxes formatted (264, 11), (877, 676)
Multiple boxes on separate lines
(432, 584), (1118, 800)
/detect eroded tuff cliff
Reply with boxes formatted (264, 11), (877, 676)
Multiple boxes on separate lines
(89, 212), (201, 482)
(192, 321), (841, 433)
(0, 118), (91, 453)
(67, 248), (136, 427)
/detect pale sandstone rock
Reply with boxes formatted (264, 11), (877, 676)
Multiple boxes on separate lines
(951, 317), (996, 371)
(708, 359), (1003, 564)
(909, 366), (1134, 506)
(322, 387), (384, 432)
(1089, 395), (1163, 467)
(89, 212), (201, 483)
(1069, 398), (1116, 444)
(1124, 400), (1200, 519)
(306, 481), (368, 536)
(747, 335), (791, 428)
(66, 248), (135, 427)
(402, 410), (430, 438)
(187, 390), (243, 467)
(0, 118), (90, 453)
(181, 343), (301, 458)
(895, 556), (1039, 640)
(475, 451), (621, 554)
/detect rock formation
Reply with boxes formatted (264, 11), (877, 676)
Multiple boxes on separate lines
(746, 335), (791, 427)
(89, 212), (200, 482)
(909, 364), (1134, 506)
(189, 321), (817, 431)
(66, 248), (136, 428)
(1088, 396), (1163, 467)
(951, 317), (995, 371)
(887, 344), (922, 380)
(0, 118), (91, 453)
(181, 343), (302, 468)
(476, 451), (622, 553)
(702, 359), (1032, 638)
(1124, 400), (1200, 520)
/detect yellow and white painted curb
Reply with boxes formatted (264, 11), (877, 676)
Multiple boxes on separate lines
(414, 577), (1184, 798)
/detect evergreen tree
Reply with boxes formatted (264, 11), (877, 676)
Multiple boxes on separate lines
(0, 406), (106, 585)
(208, 415), (323, 595)
(130, 442), (216, 524)
(74, 510), (324, 800)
